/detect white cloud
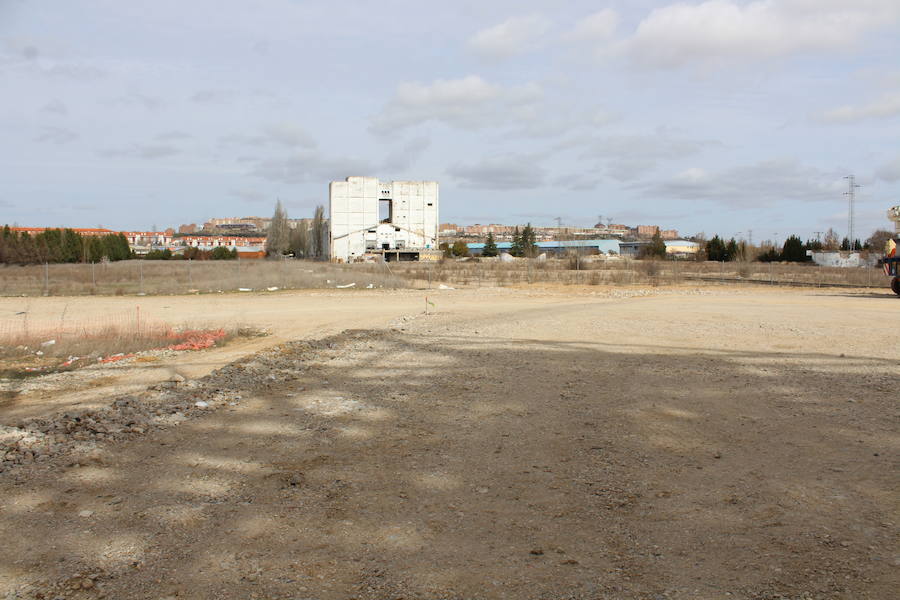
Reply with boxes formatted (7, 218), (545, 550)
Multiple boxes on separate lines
(639, 159), (845, 206)
(99, 144), (180, 159)
(567, 9), (618, 42)
(40, 99), (68, 115)
(447, 154), (545, 190)
(579, 130), (718, 181)
(467, 14), (551, 59)
(617, 0), (900, 69)
(820, 91), (900, 123)
(34, 127), (78, 144)
(875, 156), (900, 182)
(250, 150), (373, 184)
(261, 123), (317, 148)
(370, 75), (541, 133)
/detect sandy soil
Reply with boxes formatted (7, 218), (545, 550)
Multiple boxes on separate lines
(0, 286), (898, 599)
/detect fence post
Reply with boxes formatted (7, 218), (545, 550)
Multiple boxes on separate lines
(769, 261), (773, 285)
(91, 262), (96, 290)
(139, 260), (144, 294)
(188, 259), (193, 286)
(44, 262), (49, 296)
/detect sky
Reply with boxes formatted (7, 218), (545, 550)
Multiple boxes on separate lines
(1, 0), (899, 242)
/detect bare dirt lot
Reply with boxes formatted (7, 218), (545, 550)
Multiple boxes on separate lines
(1, 286), (898, 599)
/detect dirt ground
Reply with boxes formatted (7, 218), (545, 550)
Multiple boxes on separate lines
(0, 286), (898, 599)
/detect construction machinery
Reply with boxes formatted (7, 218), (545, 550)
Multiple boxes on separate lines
(886, 206), (900, 296)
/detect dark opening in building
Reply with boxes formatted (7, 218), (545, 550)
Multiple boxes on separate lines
(379, 199), (392, 223)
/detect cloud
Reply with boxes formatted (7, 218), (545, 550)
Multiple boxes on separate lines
(820, 91), (900, 123)
(614, 0), (900, 69)
(875, 156), (900, 182)
(447, 154), (545, 190)
(40, 99), (68, 115)
(230, 189), (268, 202)
(579, 130), (718, 181)
(34, 127), (78, 144)
(467, 14), (551, 60)
(551, 173), (603, 191)
(155, 130), (192, 141)
(381, 136), (431, 172)
(99, 144), (180, 159)
(250, 150), (373, 184)
(566, 9), (618, 42)
(260, 123), (317, 148)
(191, 89), (236, 104)
(638, 159), (845, 207)
(113, 91), (163, 110)
(371, 75), (541, 133)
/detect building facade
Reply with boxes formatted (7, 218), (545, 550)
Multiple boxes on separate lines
(329, 176), (439, 262)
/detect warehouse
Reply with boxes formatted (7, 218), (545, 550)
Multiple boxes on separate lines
(329, 176), (440, 262)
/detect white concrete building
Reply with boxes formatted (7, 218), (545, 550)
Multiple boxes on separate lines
(329, 176), (439, 262)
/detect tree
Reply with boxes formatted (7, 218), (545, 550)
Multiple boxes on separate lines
(641, 230), (667, 259)
(509, 227), (522, 257)
(725, 238), (739, 261)
(781, 235), (808, 262)
(451, 240), (469, 257)
(706, 235), (727, 261)
(520, 223), (538, 257)
(866, 229), (894, 253)
(822, 228), (840, 251)
(266, 199), (290, 256)
(312, 205), (326, 259)
(439, 242), (452, 258)
(482, 232), (499, 257)
(211, 246), (237, 260)
(840, 237), (850, 251)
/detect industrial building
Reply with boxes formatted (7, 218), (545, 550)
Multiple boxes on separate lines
(329, 176), (440, 262)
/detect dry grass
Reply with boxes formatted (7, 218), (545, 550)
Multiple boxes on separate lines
(0, 309), (254, 376)
(0, 259), (408, 297)
(385, 257), (888, 289)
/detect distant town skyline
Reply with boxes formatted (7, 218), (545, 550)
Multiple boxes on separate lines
(2, 1), (899, 241)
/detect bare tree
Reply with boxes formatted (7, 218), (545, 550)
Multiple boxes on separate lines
(266, 199), (290, 256)
(312, 205), (326, 259)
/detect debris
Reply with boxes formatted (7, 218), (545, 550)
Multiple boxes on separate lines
(238, 288), (253, 292)
(78, 510), (94, 518)
(267, 287), (279, 291)
(336, 283), (356, 288)
(41, 339), (57, 347)
(194, 401), (209, 408)
(438, 284), (455, 290)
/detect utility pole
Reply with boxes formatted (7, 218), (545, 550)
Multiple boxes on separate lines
(813, 231), (823, 242)
(844, 175), (860, 249)
(747, 229), (753, 247)
(555, 217), (563, 229)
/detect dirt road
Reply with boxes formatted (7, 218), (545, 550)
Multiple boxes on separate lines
(1, 287), (898, 599)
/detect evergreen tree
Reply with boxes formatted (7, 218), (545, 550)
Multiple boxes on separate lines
(840, 237), (850, 251)
(520, 223), (538, 257)
(482, 232), (499, 257)
(509, 227), (522, 257)
(781, 235), (808, 262)
(725, 238), (739, 261)
(642, 230), (667, 259)
(706, 235), (727, 261)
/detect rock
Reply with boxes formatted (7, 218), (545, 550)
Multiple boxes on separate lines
(530, 549), (544, 555)
(78, 510), (94, 518)
(194, 401), (209, 408)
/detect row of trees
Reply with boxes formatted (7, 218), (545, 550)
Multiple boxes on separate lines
(0, 226), (132, 265)
(266, 200), (328, 259)
(145, 247), (238, 260)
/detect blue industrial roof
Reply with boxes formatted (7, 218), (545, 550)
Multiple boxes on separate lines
(467, 239), (622, 251)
